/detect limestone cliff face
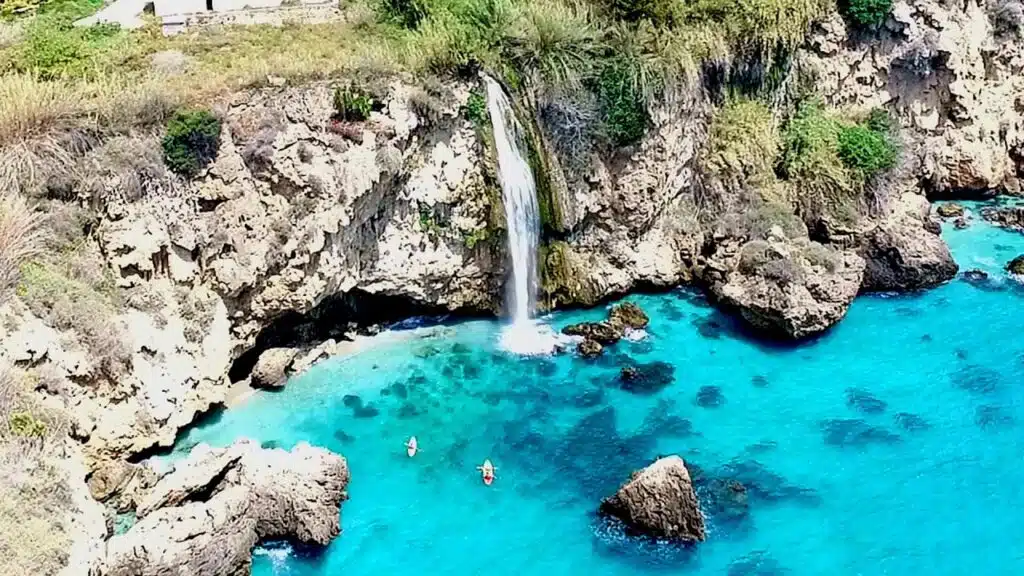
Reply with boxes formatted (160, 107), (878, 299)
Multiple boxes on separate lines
(6, 1), (1024, 473)
(800, 0), (1024, 197)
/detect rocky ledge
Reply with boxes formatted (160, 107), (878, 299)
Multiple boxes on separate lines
(981, 205), (1024, 233)
(599, 455), (706, 543)
(91, 440), (348, 576)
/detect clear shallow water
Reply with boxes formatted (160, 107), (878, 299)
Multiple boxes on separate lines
(170, 213), (1024, 576)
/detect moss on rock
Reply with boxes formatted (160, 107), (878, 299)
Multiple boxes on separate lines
(539, 241), (599, 309)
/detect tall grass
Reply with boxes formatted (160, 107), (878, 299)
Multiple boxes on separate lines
(0, 192), (45, 299)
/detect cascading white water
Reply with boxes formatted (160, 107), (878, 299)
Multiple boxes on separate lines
(484, 75), (540, 326)
(483, 76), (562, 355)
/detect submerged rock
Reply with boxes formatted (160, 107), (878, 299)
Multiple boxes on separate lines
(1007, 255), (1024, 276)
(609, 302), (650, 331)
(251, 347), (298, 389)
(599, 456), (706, 543)
(695, 386), (725, 408)
(936, 203), (965, 218)
(954, 217), (969, 230)
(895, 412), (931, 432)
(618, 361), (675, 395)
(821, 419), (901, 447)
(563, 321), (623, 345)
(93, 441), (348, 576)
(845, 388), (887, 415)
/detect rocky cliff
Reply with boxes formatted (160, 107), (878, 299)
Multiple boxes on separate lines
(4, 2), (1024, 571)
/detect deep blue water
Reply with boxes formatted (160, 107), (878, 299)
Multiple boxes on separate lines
(169, 206), (1024, 575)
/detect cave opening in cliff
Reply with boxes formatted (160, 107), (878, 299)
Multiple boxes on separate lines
(227, 289), (458, 383)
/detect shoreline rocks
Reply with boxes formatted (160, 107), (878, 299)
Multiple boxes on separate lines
(709, 239), (865, 340)
(91, 440), (348, 576)
(599, 456), (706, 543)
(1007, 256), (1024, 276)
(250, 347), (298, 389)
(982, 206), (1024, 232)
(936, 203), (965, 218)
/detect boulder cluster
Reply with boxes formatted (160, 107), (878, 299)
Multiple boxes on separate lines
(91, 441), (349, 576)
(563, 302), (650, 358)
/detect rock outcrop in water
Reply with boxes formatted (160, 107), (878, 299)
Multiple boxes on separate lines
(982, 206), (1024, 233)
(708, 238), (865, 339)
(599, 455), (706, 543)
(1008, 255), (1024, 276)
(92, 440), (348, 576)
(860, 195), (958, 291)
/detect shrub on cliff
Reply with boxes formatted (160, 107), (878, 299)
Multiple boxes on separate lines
(161, 109), (222, 177)
(0, 193), (45, 301)
(596, 61), (648, 146)
(841, 0), (892, 27)
(837, 124), (897, 179)
(332, 85), (374, 122)
(706, 99), (779, 183)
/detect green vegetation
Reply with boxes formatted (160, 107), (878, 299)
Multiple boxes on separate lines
(161, 109), (222, 177)
(464, 88), (488, 126)
(596, 60), (647, 146)
(462, 227), (488, 249)
(837, 124), (897, 178)
(333, 85), (374, 122)
(705, 97), (901, 231)
(841, 0), (892, 27)
(8, 410), (46, 438)
(705, 99), (778, 182)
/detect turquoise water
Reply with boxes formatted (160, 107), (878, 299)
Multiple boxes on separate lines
(171, 210), (1024, 576)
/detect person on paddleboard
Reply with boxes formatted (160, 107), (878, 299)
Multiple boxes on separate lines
(477, 459), (496, 485)
(405, 436), (418, 457)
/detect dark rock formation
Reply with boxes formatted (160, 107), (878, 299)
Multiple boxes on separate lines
(577, 339), (604, 358)
(92, 440), (348, 576)
(981, 205), (1024, 232)
(859, 213), (958, 291)
(1007, 255), (1024, 275)
(250, 347), (297, 389)
(954, 217), (969, 230)
(936, 203), (965, 218)
(562, 321), (622, 345)
(618, 361), (675, 394)
(962, 269), (989, 283)
(599, 456), (706, 543)
(609, 302), (650, 330)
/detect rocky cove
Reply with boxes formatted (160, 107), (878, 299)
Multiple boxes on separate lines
(1, 0), (1024, 574)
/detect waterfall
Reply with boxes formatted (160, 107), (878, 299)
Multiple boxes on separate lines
(484, 75), (540, 326)
(483, 76), (562, 355)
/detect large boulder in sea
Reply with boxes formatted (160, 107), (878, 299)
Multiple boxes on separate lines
(709, 239), (864, 340)
(92, 440), (349, 576)
(599, 456), (706, 543)
(609, 302), (650, 330)
(1007, 255), (1024, 276)
(859, 195), (958, 291)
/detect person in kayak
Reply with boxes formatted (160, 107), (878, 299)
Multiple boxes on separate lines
(405, 436), (418, 457)
(478, 459), (496, 485)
